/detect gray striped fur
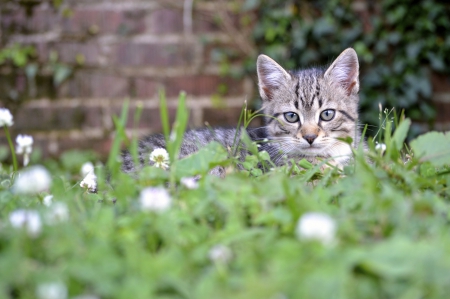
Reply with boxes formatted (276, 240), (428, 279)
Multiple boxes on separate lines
(122, 48), (363, 173)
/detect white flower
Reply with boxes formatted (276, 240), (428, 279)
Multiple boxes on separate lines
(149, 148), (170, 169)
(9, 209), (42, 237)
(13, 165), (52, 194)
(139, 186), (172, 212)
(375, 142), (387, 155)
(16, 134), (33, 154)
(43, 195), (53, 207)
(80, 162), (94, 177)
(0, 108), (13, 127)
(80, 173), (97, 192)
(296, 212), (336, 245)
(180, 177), (199, 189)
(36, 282), (67, 299)
(208, 244), (232, 264)
(46, 202), (69, 224)
(16, 134), (33, 166)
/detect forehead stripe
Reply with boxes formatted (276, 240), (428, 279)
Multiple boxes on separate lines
(267, 112), (281, 124)
(338, 110), (355, 122)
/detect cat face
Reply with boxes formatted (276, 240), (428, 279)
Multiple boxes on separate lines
(257, 48), (360, 165)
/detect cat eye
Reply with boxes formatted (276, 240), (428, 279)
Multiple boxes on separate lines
(284, 112), (299, 123)
(320, 109), (335, 121)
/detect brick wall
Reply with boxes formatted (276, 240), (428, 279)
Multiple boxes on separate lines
(0, 0), (255, 158)
(431, 73), (450, 131)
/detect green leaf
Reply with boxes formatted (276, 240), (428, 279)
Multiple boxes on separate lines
(298, 158), (312, 169)
(53, 64), (72, 86)
(173, 141), (228, 178)
(392, 118), (411, 150)
(410, 131), (450, 166)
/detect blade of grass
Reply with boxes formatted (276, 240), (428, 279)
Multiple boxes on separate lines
(107, 99), (129, 172)
(131, 102), (144, 169)
(3, 126), (18, 172)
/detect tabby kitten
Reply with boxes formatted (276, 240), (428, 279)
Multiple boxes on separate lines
(122, 48), (362, 174)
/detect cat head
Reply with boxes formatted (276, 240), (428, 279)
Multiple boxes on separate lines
(256, 48), (360, 164)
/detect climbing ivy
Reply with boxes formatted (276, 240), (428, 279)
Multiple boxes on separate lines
(0, 1), (72, 106)
(242, 0), (450, 135)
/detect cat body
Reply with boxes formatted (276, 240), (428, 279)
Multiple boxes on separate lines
(122, 48), (362, 173)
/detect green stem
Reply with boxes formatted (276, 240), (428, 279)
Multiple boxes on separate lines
(3, 125), (18, 172)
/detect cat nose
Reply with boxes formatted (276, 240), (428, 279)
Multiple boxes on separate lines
(303, 134), (318, 145)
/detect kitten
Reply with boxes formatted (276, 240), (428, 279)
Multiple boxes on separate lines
(122, 48), (362, 174)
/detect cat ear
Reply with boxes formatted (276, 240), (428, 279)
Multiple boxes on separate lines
(257, 54), (291, 101)
(324, 48), (359, 96)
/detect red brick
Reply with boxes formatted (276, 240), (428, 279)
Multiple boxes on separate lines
(134, 78), (159, 98)
(148, 9), (183, 34)
(0, 73), (55, 100)
(55, 42), (101, 66)
(28, 6), (60, 32)
(113, 42), (195, 67)
(433, 101), (450, 123)
(203, 42), (241, 64)
(61, 8), (123, 34)
(57, 136), (112, 159)
(202, 107), (246, 127)
(163, 75), (244, 97)
(193, 11), (221, 33)
(61, 7), (146, 35)
(120, 9), (147, 35)
(0, 6), (26, 32)
(60, 72), (129, 98)
(431, 73), (450, 93)
(14, 105), (103, 131)
(109, 105), (196, 132)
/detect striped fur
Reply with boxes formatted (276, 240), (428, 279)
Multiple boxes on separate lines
(122, 48), (363, 174)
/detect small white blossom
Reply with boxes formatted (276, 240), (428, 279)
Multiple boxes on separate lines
(80, 173), (97, 192)
(180, 177), (199, 189)
(0, 108), (13, 127)
(80, 162), (95, 177)
(9, 209), (42, 237)
(46, 202), (69, 224)
(139, 186), (172, 212)
(36, 282), (67, 299)
(13, 165), (52, 194)
(43, 195), (53, 207)
(16, 134), (33, 166)
(375, 142), (387, 155)
(208, 244), (232, 264)
(296, 212), (336, 245)
(149, 148), (169, 169)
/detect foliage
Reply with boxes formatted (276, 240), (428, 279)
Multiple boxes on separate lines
(0, 2), (72, 104)
(241, 0), (450, 135)
(1, 93), (450, 298)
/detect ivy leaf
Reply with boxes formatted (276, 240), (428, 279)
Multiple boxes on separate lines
(392, 118), (411, 151)
(410, 131), (450, 166)
(53, 64), (72, 87)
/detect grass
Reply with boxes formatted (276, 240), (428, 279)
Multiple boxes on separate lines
(0, 93), (450, 299)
